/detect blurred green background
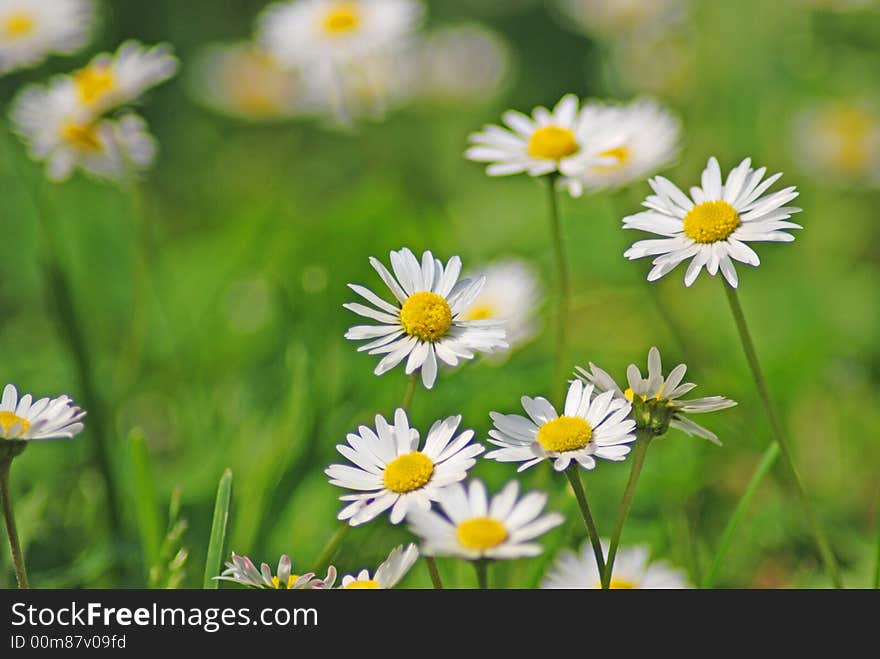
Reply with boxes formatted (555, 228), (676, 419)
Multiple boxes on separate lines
(1, 0), (878, 588)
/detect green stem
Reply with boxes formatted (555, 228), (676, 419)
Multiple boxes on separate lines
(703, 442), (780, 588)
(546, 177), (570, 405)
(564, 465), (605, 581)
(313, 524), (351, 575)
(401, 374), (417, 412)
(425, 556), (443, 589)
(0, 458), (29, 589)
(474, 559), (489, 589)
(603, 432), (651, 589)
(723, 283), (842, 588)
(873, 489), (880, 589)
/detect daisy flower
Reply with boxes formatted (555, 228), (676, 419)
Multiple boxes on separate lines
(0, 384), (85, 441)
(344, 247), (507, 388)
(486, 379), (636, 473)
(576, 346), (736, 443)
(326, 409), (484, 526)
(553, 0), (687, 42)
(623, 156), (802, 288)
(217, 552), (335, 589)
(460, 259), (541, 352)
(337, 544), (418, 589)
(0, 0), (94, 75)
(560, 97), (681, 192)
(407, 479), (563, 560)
(542, 541), (690, 589)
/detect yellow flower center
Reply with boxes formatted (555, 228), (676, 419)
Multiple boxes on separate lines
(609, 578), (637, 589)
(345, 579), (379, 589)
(399, 291), (452, 342)
(61, 123), (101, 151)
(383, 451), (434, 493)
(682, 200), (740, 244)
(462, 303), (494, 321)
(0, 411), (30, 438)
(594, 145), (631, 172)
(271, 574), (300, 589)
(2, 12), (34, 38)
(537, 416), (593, 453)
(74, 65), (116, 105)
(527, 125), (578, 160)
(825, 108), (872, 170)
(456, 517), (508, 551)
(322, 3), (361, 35)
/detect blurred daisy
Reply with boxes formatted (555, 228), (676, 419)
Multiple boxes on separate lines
(623, 156), (802, 288)
(217, 552), (334, 589)
(553, 0), (687, 42)
(344, 247), (507, 388)
(338, 544), (418, 589)
(609, 34), (694, 98)
(486, 379), (636, 473)
(790, 103), (880, 187)
(576, 346), (736, 443)
(542, 541), (690, 589)
(407, 480), (563, 560)
(0, 383), (85, 441)
(71, 40), (178, 114)
(560, 97), (681, 192)
(460, 259), (541, 352)
(0, 0), (94, 75)
(326, 409), (484, 526)
(10, 80), (157, 182)
(189, 42), (310, 121)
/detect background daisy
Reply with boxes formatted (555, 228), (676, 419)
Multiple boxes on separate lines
(0, 0), (94, 74)
(542, 541), (690, 589)
(217, 552), (334, 589)
(338, 543), (418, 589)
(0, 384), (85, 441)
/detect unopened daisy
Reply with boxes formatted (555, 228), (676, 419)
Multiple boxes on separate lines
(0, 0), (94, 75)
(217, 552), (335, 589)
(338, 544), (418, 589)
(623, 156), (802, 288)
(542, 541), (690, 589)
(0, 383), (85, 442)
(407, 479), (563, 560)
(487, 379), (636, 473)
(460, 259), (541, 352)
(344, 247), (507, 388)
(326, 409), (484, 526)
(560, 97), (681, 192)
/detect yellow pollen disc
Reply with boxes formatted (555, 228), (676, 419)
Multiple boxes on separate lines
(271, 574), (300, 589)
(826, 108), (872, 170)
(322, 3), (360, 34)
(456, 517), (508, 551)
(537, 416), (593, 453)
(594, 145), (630, 172)
(527, 125), (578, 160)
(3, 12), (35, 38)
(462, 304), (494, 321)
(682, 200), (740, 244)
(345, 579), (379, 589)
(61, 123), (101, 151)
(0, 411), (30, 438)
(74, 65), (115, 105)
(609, 578), (637, 589)
(399, 291), (452, 342)
(383, 451), (434, 493)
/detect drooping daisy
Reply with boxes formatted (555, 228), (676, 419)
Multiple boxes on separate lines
(576, 346), (736, 443)
(542, 541), (690, 589)
(460, 259), (541, 353)
(0, 384), (85, 441)
(326, 409), (484, 526)
(560, 97), (681, 192)
(407, 479), (563, 560)
(337, 544), (418, 589)
(344, 247), (507, 388)
(623, 156), (802, 288)
(486, 379), (636, 473)
(70, 40), (179, 114)
(553, 0), (687, 42)
(0, 0), (94, 75)
(216, 552), (335, 589)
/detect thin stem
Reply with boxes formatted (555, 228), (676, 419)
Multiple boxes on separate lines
(873, 489), (880, 589)
(602, 432), (651, 589)
(401, 374), (417, 412)
(564, 465), (605, 581)
(474, 559), (489, 589)
(703, 442), (780, 588)
(313, 524), (351, 575)
(425, 556), (443, 589)
(546, 177), (570, 404)
(0, 459), (29, 589)
(723, 283), (842, 588)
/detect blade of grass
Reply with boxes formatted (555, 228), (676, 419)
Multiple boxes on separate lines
(127, 429), (162, 572)
(204, 469), (233, 589)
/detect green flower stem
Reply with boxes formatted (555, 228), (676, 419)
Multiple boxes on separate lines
(723, 282), (842, 588)
(474, 559), (489, 589)
(564, 464), (605, 581)
(703, 442), (780, 588)
(602, 431), (652, 589)
(546, 177), (570, 405)
(0, 454), (29, 589)
(313, 524), (350, 576)
(401, 374), (417, 411)
(425, 557), (443, 589)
